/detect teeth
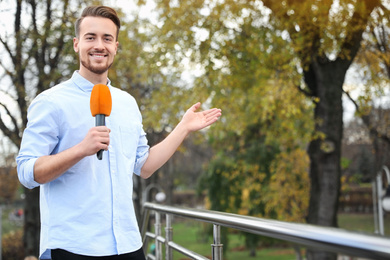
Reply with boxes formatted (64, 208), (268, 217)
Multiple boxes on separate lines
(91, 54), (105, 57)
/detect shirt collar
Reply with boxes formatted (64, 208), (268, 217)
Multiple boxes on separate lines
(71, 71), (112, 92)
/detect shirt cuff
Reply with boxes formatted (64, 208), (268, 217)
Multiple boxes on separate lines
(17, 157), (41, 189)
(133, 150), (149, 176)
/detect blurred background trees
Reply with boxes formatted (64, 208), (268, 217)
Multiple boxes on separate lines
(130, 1), (388, 259)
(0, 0), (389, 259)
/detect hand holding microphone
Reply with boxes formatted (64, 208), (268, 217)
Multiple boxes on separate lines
(90, 84), (112, 160)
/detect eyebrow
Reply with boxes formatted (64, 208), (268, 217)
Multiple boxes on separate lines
(83, 32), (115, 39)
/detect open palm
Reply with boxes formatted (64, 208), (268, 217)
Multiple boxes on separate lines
(180, 102), (222, 132)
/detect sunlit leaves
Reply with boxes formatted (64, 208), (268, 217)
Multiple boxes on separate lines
(134, 1), (314, 224)
(265, 148), (310, 222)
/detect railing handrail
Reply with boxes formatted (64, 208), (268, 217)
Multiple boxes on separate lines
(142, 202), (390, 260)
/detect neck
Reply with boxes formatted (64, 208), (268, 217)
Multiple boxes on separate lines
(79, 68), (108, 85)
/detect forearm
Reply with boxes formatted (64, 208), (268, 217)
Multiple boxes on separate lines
(33, 126), (110, 184)
(34, 143), (86, 184)
(140, 122), (189, 178)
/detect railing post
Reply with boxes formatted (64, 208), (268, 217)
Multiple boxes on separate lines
(377, 174), (385, 235)
(165, 214), (173, 260)
(155, 212), (162, 260)
(373, 179), (379, 234)
(212, 224), (223, 260)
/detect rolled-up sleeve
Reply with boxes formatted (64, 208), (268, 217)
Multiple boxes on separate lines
(133, 127), (149, 176)
(16, 94), (59, 189)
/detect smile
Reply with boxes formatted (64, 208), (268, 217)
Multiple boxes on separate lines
(90, 53), (107, 58)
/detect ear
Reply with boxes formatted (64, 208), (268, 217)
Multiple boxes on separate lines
(73, 37), (79, 53)
(115, 41), (119, 55)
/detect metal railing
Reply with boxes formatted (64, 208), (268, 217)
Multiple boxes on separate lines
(141, 202), (390, 260)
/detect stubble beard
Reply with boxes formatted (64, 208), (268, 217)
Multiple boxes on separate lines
(80, 56), (113, 75)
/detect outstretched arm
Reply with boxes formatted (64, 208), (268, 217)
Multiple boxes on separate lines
(140, 102), (221, 179)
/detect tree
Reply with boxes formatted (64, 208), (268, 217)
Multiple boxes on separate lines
(0, 0), (88, 256)
(240, 2), (385, 258)
(345, 3), (390, 178)
(134, 1), (387, 259)
(133, 2), (314, 255)
(108, 12), (201, 221)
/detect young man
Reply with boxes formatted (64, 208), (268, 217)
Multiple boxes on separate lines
(16, 6), (221, 260)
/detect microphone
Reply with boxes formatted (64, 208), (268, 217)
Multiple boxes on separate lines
(90, 84), (112, 160)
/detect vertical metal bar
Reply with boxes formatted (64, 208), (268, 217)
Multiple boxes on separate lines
(165, 214), (173, 260)
(372, 179), (379, 234)
(377, 174), (384, 235)
(212, 224), (223, 260)
(293, 245), (302, 260)
(141, 208), (151, 241)
(141, 208), (151, 257)
(155, 212), (161, 260)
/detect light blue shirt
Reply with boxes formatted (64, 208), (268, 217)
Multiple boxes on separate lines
(16, 72), (149, 259)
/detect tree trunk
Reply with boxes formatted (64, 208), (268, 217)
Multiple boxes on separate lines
(305, 59), (347, 260)
(23, 187), (40, 257)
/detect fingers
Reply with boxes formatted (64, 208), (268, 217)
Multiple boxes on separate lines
(83, 127), (111, 155)
(95, 126), (111, 133)
(204, 108), (222, 120)
(204, 108), (222, 116)
(205, 111), (222, 126)
(190, 102), (221, 118)
(95, 127), (110, 150)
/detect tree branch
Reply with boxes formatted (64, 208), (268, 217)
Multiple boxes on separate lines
(50, 0), (69, 73)
(0, 102), (20, 147)
(0, 60), (15, 81)
(296, 83), (312, 98)
(0, 35), (16, 66)
(344, 90), (390, 145)
(343, 90), (360, 113)
(337, 0), (381, 69)
(0, 101), (19, 134)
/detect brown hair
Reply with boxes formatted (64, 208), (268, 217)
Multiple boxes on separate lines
(75, 6), (120, 40)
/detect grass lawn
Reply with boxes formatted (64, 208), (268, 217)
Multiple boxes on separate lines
(147, 220), (302, 260)
(338, 212), (390, 236)
(145, 213), (390, 260)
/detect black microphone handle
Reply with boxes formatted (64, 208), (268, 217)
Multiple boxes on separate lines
(95, 114), (106, 160)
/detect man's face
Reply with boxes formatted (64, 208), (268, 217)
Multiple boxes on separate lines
(73, 16), (118, 76)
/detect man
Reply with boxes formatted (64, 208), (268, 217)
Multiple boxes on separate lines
(16, 5), (221, 260)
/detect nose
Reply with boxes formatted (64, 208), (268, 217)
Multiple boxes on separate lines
(94, 38), (105, 50)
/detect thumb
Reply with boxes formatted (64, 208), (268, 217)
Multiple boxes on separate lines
(189, 102), (201, 112)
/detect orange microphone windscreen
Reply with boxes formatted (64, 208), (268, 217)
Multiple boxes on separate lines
(90, 84), (112, 117)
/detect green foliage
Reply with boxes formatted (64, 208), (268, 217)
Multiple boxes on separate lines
(109, 11), (195, 133)
(265, 149), (310, 222)
(199, 130), (280, 215)
(132, 0), (314, 251)
(341, 157), (352, 171)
